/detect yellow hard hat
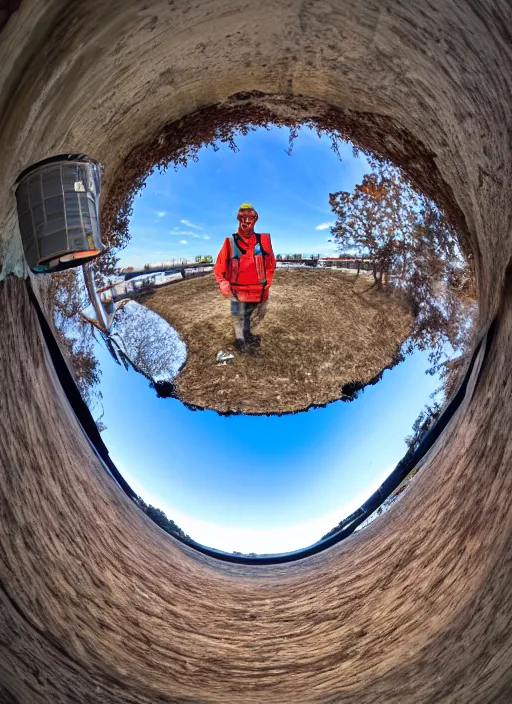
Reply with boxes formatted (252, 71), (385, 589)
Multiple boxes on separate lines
(237, 203), (258, 223)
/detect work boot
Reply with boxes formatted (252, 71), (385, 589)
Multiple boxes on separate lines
(244, 332), (261, 346)
(233, 338), (246, 353)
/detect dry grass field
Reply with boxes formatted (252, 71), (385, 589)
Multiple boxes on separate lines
(137, 267), (412, 414)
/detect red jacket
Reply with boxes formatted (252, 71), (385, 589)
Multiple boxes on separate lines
(214, 232), (276, 302)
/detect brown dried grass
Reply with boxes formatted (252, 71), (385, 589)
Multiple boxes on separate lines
(137, 267), (412, 414)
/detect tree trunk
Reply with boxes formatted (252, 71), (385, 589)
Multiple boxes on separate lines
(372, 262), (378, 285)
(400, 254), (408, 280)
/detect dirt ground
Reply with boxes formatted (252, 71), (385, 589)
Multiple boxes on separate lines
(137, 267), (412, 414)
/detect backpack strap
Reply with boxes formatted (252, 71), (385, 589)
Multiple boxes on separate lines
(255, 233), (271, 256)
(232, 233), (247, 256)
(229, 234), (241, 284)
(253, 233), (269, 294)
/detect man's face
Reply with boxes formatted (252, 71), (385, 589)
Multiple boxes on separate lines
(237, 210), (257, 236)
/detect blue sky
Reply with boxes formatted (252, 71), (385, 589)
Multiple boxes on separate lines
(95, 127), (440, 554)
(95, 337), (439, 554)
(117, 126), (370, 269)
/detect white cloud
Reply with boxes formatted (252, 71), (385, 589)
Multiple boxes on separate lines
(179, 240), (187, 244)
(171, 230), (211, 240)
(170, 227), (211, 241)
(156, 211), (167, 218)
(315, 221), (335, 231)
(180, 219), (203, 230)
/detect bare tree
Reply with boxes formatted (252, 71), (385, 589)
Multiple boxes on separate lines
(47, 269), (101, 407)
(329, 160), (477, 366)
(110, 303), (185, 384)
(329, 161), (420, 288)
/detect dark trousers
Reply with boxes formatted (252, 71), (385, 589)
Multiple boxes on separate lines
(231, 300), (267, 340)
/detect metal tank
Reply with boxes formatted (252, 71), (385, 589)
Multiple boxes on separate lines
(15, 154), (103, 273)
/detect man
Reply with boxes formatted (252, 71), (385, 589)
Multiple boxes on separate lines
(214, 203), (276, 352)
